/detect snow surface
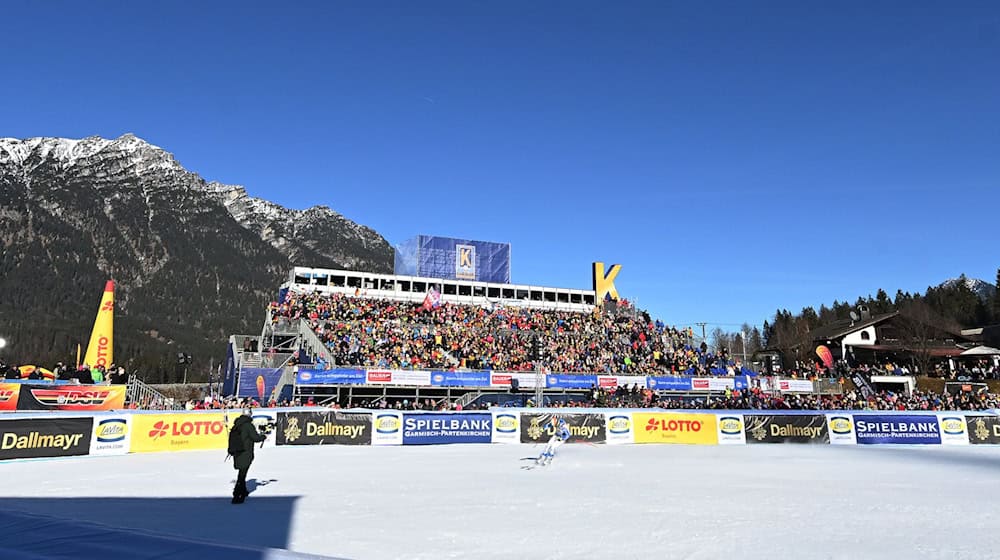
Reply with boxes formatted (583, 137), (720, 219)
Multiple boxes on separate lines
(3, 444), (1000, 559)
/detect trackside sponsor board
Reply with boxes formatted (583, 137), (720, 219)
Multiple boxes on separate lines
(966, 416), (1000, 444)
(633, 413), (718, 445)
(295, 369), (366, 385)
(366, 370), (432, 386)
(778, 380), (814, 393)
(491, 411), (520, 444)
(16, 385), (127, 411)
(0, 383), (22, 411)
(716, 414), (746, 445)
(745, 415), (829, 444)
(646, 377), (692, 391)
(489, 373), (540, 389)
(826, 415), (857, 445)
(0, 417), (92, 460)
(130, 413), (228, 453)
(402, 413), (492, 444)
(545, 375), (598, 389)
(936, 414), (969, 445)
(430, 371), (490, 387)
(520, 413), (606, 444)
(276, 411), (372, 445)
(372, 411), (403, 445)
(853, 415), (941, 445)
(604, 412), (634, 444)
(90, 415), (131, 455)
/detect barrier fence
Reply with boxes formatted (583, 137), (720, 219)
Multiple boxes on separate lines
(2, 408), (999, 461)
(294, 368), (833, 393)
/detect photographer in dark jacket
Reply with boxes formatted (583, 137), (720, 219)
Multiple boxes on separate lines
(229, 409), (268, 504)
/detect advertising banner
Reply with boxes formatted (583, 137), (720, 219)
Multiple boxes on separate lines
(778, 380), (814, 393)
(89, 415), (131, 456)
(605, 412), (634, 444)
(853, 415), (941, 445)
(0, 383), (22, 411)
(490, 373), (540, 389)
(296, 369), (366, 385)
(276, 411), (372, 446)
(237, 367), (282, 400)
(130, 413), (228, 453)
(399, 235), (512, 284)
(646, 377), (692, 391)
(372, 410), (403, 445)
(430, 371), (490, 388)
(691, 378), (711, 391)
(826, 415), (857, 445)
(0, 417), (92, 460)
(13, 385), (126, 411)
(708, 378), (735, 391)
(520, 413), (606, 444)
(632, 413), (719, 445)
(716, 414), (746, 445)
(936, 414), (969, 446)
(491, 411), (520, 444)
(733, 376), (750, 391)
(596, 376), (646, 389)
(966, 416), (1000, 444)
(402, 413), (492, 445)
(366, 370), (432, 387)
(545, 375), (598, 389)
(745, 415), (829, 444)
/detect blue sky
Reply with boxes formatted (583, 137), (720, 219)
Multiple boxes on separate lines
(2, 1), (998, 331)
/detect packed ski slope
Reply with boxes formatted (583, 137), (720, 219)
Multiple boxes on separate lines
(4, 444), (1000, 559)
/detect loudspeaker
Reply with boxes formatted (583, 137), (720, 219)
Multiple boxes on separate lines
(510, 378), (519, 393)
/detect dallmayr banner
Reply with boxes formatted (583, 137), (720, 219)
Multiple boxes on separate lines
(0, 417), (93, 460)
(745, 415), (829, 444)
(7, 385), (126, 411)
(632, 413), (718, 445)
(854, 415), (941, 445)
(276, 411), (372, 446)
(966, 416), (1000, 444)
(130, 413), (228, 453)
(402, 413), (492, 444)
(520, 413), (606, 444)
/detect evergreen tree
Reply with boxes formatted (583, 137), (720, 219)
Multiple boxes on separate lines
(994, 267), (1000, 322)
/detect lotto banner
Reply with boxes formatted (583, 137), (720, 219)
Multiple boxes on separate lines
(89, 415), (131, 456)
(936, 414), (969, 445)
(130, 413), (229, 453)
(12, 384), (126, 411)
(632, 413), (718, 445)
(604, 412), (634, 444)
(520, 413), (606, 444)
(0, 384), (22, 411)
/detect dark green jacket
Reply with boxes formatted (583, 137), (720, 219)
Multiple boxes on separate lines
(232, 415), (266, 470)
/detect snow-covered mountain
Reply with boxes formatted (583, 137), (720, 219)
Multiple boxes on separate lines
(939, 276), (996, 303)
(0, 134), (393, 374)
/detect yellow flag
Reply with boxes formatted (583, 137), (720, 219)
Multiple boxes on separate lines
(84, 281), (115, 368)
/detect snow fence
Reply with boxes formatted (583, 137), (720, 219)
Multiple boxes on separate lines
(3, 407), (1000, 461)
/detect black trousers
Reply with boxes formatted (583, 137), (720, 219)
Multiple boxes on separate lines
(234, 466), (250, 496)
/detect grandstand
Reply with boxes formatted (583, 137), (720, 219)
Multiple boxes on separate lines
(222, 266), (784, 408)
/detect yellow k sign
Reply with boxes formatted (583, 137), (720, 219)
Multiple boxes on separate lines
(593, 262), (621, 304)
(460, 247), (473, 268)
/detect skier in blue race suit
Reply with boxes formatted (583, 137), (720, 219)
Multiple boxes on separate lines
(538, 417), (571, 465)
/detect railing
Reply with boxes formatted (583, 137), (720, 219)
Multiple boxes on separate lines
(455, 391), (483, 408)
(125, 375), (184, 410)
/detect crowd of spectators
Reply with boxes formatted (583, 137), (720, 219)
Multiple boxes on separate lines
(1, 360), (129, 385)
(271, 291), (746, 376)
